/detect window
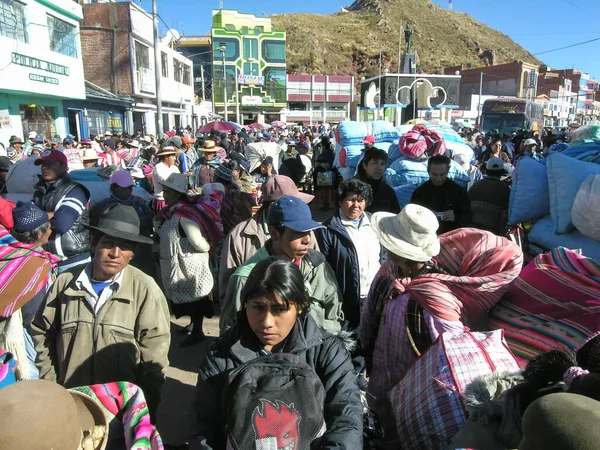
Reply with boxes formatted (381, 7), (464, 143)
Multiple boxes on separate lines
(261, 40), (285, 63)
(20, 105), (56, 139)
(183, 64), (191, 85)
(242, 62), (259, 76)
(161, 52), (168, 78)
(0, 0), (27, 42)
(173, 59), (183, 82)
(47, 14), (77, 57)
(243, 38), (258, 60)
(135, 41), (150, 69)
(212, 38), (239, 62)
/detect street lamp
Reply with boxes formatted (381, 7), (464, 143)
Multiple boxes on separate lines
(218, 43), (228, 120)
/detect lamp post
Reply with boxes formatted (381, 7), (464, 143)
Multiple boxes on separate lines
(477, 71), (484, 128)
(218, 43), (228, 120)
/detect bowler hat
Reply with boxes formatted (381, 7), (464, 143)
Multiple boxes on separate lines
(84, 203), (153, 244)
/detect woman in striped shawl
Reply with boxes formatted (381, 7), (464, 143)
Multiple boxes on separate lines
(0, 202), (60, 379)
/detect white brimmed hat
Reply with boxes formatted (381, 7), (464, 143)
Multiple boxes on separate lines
(371, 204), (440, 262)
(524, 138), (537, 146)
(156, 146), (177, 156)
(82, 148), (98, 162)
(160, 172), (187, 194)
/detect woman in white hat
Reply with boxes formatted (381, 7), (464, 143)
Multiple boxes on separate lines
(151, 145), (180, 211)
(361, 204), (524, 442)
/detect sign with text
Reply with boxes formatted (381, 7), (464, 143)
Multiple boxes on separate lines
(241, 95), (263, 106)
(29, 73), (59, 85)
(238, 75), (265, 86)
(0, 109), (11, 128)
(12, 53), (70, 76)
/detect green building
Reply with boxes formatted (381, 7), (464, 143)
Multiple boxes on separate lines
(211, 9), (286, 124)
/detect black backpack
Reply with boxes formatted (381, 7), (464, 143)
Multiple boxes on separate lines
(222, 353), (327, 450)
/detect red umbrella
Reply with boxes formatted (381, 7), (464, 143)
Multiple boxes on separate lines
(247, 122), (265, 130)
(199, 120), (239, 134)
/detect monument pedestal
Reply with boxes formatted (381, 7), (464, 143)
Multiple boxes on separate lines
(401, 52), (417, 74)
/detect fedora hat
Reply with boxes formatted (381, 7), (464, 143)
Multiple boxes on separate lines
(156, 146), (177, 157)
(0, 379), (108, 450)
(160, 172), (188, 194)
(202, 140), (218, 152)
(371, 204), (440, 262)
(84, 203), (153, 244)
(82, 148), (99, 161)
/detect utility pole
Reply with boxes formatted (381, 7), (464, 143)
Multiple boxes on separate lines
(235, 65), (240, 124)
(323, 76), (327, 125)
(378, 48), (382, 120)
(477, 71), (484, 127)
(200, 64), (206, 101)
(152, 0), (163, 134)
(397, 25), (403, 126)
(219, 44), (228, 120)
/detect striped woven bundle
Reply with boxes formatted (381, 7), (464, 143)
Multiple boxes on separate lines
(489, 247), (600, 366)
(73, 382), (164, 450)
(0, 226), (60, 319)
(405, 228), (524, 326)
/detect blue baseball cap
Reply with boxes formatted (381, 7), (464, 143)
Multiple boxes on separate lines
(267, 196), (324, 233)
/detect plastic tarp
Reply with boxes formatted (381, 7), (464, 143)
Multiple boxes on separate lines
(386, 157), (469, 188)
(245, 142), (281, 174)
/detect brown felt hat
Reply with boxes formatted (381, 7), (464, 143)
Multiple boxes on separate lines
(0, 379), (108, 450)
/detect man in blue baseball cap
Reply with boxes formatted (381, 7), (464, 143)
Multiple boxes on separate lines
(220, 195), (343, 334)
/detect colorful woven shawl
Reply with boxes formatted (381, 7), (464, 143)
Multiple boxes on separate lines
(379, 228), (523, 326)
(73, 382), (164, 450)
(0, 227), (60, 319)
(489, 247), (600, 365)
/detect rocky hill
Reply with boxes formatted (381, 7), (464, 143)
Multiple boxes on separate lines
(271, 0), (542, 80)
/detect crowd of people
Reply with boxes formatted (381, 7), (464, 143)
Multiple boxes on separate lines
(0, 120), (597, 450)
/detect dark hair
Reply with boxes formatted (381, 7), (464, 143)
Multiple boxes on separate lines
(427, 154), (451, 171)
(242, 257), (310, 314)
(337, 178), (373, 206)
(362, 147), (388, 166)
(10, 221), (50, 244)
(523, 337), (600, 402)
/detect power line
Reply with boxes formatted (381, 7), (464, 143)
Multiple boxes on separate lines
(533, 36), (600, 56)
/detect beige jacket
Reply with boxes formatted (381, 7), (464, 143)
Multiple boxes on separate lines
(218, 210), (319, 304)
(31, 264), (171, 415)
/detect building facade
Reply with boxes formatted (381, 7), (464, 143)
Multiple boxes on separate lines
(285, 74), (354, 125)
(211, 9), (286, 124)
(0, 0), (85, 146)
(445, 61), (540, 112)
(80, 2), (194, 136)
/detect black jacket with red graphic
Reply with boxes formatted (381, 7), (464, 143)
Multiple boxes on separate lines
(193, 314), (363, 449)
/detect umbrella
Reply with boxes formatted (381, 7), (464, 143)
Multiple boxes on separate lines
(270, 120), (287, 127)
(225, 121), (243, 130)
(199, 120), (239, 133)
(247, 122), (265, 130)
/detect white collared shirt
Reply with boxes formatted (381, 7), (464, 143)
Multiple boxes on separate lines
(339, 211), (381, 297)
(74, 263), (125, 314)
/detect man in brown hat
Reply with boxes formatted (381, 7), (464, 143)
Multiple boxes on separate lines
(194, 140), (220, 187)
(32, 204), (170, 421)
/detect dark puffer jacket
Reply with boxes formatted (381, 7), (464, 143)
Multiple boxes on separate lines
(194, 314), (363, 449)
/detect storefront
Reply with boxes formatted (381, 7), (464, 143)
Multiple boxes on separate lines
(0, 0), (85, 146)
(63, 85), (133, 139)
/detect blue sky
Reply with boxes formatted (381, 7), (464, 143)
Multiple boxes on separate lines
(152, 0), (600, 79)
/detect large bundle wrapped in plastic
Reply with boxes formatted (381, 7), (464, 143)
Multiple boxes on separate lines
(386, 157), (469, 188)
(445, 141), (474, 163)
(370, 120), (401, 142)
(337, 121), (370, 145)
(570, 120), (600, 144)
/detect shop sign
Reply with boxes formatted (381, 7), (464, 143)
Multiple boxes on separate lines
(238, 75), (265, 86)
(107, 114), (123, 130)
(11, 53), (70, 76)
(29, 73), (59, 85)
(0, 109), (11, 128)
(241, 95), (263, 106)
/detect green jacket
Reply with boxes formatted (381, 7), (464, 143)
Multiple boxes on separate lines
(31, 264), (171, 416)
(219, 242), (344, 335)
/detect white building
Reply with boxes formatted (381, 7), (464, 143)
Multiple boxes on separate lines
(0, 0), (85, 145)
